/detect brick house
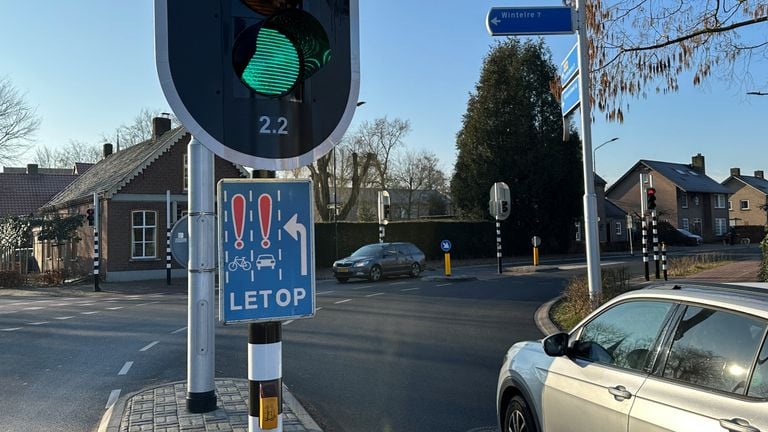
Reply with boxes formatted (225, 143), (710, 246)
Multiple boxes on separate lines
(722, 168), (768, 227)
(37, 118), (247, 281)
(606, 154), (731, 242)
(0, 164), (83, 218)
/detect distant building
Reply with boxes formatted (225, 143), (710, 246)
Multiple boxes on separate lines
(0, 164), (80, 219)
(721, 168), (768, 227)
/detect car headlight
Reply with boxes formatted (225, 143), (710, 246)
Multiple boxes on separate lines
(353, 260), (370, 267)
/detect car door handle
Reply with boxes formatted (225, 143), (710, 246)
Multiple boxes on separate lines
(719, 418), (760, 432)
(608, 385), (632, 400)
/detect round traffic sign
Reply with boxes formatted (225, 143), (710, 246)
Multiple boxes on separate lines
(440, 239), (452, 252)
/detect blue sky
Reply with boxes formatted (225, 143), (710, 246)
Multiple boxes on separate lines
(1, 1), (765, 185)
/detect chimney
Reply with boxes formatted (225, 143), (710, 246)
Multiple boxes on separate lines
(27, 163), (38, 175)
(103, 143), (113, 158)
(152, 116), (172, 141)
(691, 153), (705, 175)
(730, 168), (741, 177)
(756, 170), (765, 180)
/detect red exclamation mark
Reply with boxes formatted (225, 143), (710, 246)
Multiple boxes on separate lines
(231, 194), (246, 250)
(258, 194), (272, 248)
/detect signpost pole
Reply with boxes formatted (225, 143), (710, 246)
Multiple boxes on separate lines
(186, 136), (217, 413)
(575, 0), (602, 303)
(93, 192), (100, 292)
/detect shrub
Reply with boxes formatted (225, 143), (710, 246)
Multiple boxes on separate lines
(760, 232), (768, 282)
(0, 271), (24, 288)
(553, 267), (632, 331)
(667, 252), (732, 277)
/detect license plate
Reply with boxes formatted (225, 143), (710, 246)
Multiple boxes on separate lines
(337, 267), (349, 273)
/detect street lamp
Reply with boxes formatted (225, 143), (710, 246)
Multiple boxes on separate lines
(592, 137), (619, 173)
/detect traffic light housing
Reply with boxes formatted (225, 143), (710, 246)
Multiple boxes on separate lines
(383, 204), (391, 221)
(155, 0), (360, 170)
(647, 187), (657, 210)
(501, 200), (509, 214)
(86, 208), (94, 226)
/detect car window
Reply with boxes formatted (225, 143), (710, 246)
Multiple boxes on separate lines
(352, 245), (382, 257)
(663, 306), (766, 395)
(573, 300), (674, 371)
(748, 338), (768, 398)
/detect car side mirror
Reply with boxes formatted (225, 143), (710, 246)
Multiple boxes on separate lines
(543, 332), (569, 357)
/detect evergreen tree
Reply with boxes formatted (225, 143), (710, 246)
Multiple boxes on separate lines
(451, 38), (582, 253)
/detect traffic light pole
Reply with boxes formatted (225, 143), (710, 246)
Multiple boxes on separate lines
(186, 136), (217, 413)
(575, 0), (602, 303)
(496, 218), (502, 274)
(166, 190), (172, 285)
(93, 192), (100, 292)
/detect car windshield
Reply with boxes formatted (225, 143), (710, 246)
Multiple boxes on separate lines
(351, 244), (382, 257)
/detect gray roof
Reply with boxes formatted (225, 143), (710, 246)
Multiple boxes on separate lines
(640, 160), (730, 194)
(727, 175), (768, 195)
(0, 172), (79, 217)
(43, 127), (188, 209)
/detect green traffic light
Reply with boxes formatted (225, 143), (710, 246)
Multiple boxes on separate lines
(241, 28), (300, 97)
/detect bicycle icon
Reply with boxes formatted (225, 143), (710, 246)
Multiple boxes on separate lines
(228, 256), (252, 272)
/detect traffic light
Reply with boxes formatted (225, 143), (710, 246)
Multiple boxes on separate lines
(383, 204), (391, 221)
(647, 187), (657, 210)
(501, 200), (509, 214)
(155, 0), (360, 170)
(86, 208), (94, 226)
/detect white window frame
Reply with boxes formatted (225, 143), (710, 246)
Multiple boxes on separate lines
(740, 200), (750, 210)
(681, 218), (690, 231)
(714, 194), (726, 209)
(681, 193), (688, 209)
(131, 210), (157, 259)
(615, 221), (622, 236)
(715, 218), (728, 236)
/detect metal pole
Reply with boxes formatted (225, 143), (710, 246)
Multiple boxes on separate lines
(186, 136), (217, 413)
(166, 190), (172, 285)
(628, 220), (634, 256)
(576, 0), (602, 302)
(333, 148), (338, 259)
(496, 219), (502, 274)
(93, 192), (100, 292)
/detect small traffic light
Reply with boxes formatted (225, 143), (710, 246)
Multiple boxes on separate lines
(383, 204), (391, 221)
(501, 200), (509, 214)
(647, 187), (657, 210)
(86, 208), (95, 226)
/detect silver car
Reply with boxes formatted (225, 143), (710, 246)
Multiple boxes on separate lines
(332, 242), (426, 283)
(497, 283), (768, 432)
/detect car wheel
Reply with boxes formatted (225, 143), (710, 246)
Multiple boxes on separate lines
(409, 262), (421, 278)
(336, 277), (349, 283)
(369, 265), (383, 282)
(503, 395), (537, 432)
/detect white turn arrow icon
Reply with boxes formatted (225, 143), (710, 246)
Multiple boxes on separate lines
(490, 16), (501, 26)
(283, 214), (308, 276)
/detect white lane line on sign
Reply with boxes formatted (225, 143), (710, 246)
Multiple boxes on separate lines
(118, 361), (133, 376)
(171, 326), (187, 334)
(105, 389), (121, 409)
(334, 299), (352, 304)
(140, 341), (159, 352)
(54, 316), (74, 320)
(401, 288), (420, 292)
(365, 292), (384, 298)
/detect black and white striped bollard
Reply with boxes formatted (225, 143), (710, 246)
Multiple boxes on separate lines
(496, 219), (502, 274)
(661, 242), (668, 281)
(641, 216), (649, 281)
(651, 209), (660, 279)
(249, 322), (282, 431)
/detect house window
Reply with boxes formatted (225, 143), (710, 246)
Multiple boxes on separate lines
(681, 218), (690, 231)
(740, 200), (750, 210)
(132, 210), (157, 259)
(183, 152), (188, 191)
(714, 194), (726, 209)
(681, 193), (688, 209)
(728, 200), (733, 211)
(693, 218), (702, 234)
(693, 195), (700, 206)
(615, 222), (622, 236)
(715, 218), (727, 236)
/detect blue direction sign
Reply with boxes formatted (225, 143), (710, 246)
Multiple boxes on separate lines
(440, 240), (452, 253)
(486, 6), (575, 36)
(560, 43), (579, 86)
(217, 179), (315, 324)
(561, 78), (580, 117)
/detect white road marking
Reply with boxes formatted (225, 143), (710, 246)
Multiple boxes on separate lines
(8, 302), (30, 306)
(1, 328), (21, 332)
(365, 292), (384, 298)
(78, 303), (96, 306)
(49, 303), (69, 307)
(389, 281), (407, 285)
(334, 299), (352, 304)
(54, 316), (74, 320)
(81, 311), (100, 315)
(283, 320), (295, 326)
(317, 290), (335, 295)
(352, 285), (373, 290)
(315, 307), (324, 311)
(106, 307), (123, 310)
(401, 287), (420, 292)
(140, 341), (159, 352)
(136, 301), (159, 307)
(171, 326), (187, 334)
(118, 361), (133, 376)
(105, 389), (121, 409)
(437, 283), (452, 287)
(22, 307), (45, 310)
(27, 321), (49, 325)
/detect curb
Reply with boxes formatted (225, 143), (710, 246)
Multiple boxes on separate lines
(534, 296), (562, 336)
(421, 275), (477, 282)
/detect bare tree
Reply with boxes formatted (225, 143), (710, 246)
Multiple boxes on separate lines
(392, 149), (447, 218)
(354, 117), (411, 189)
(568, 0), (768, 122)
(307, 146), (375, 222)
(33, 140), (101, 168)
(0, 77), (41, 165)
(101, 108), (178, 149)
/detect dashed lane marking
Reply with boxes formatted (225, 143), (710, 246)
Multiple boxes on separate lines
(81, 311), (100, 315)
(315, 307), (324, 311)
(317, 290), (335, 295)
(171, 326), (187, 334)
(389, 281), (407, 286)
(334, 299), (352, 304)
(22, 307), (45, 310)
(54, 316), (74, 320)
(365, 292), (384, 298)
(105, 307), (124, 311)
(27, 321), (49, 325)
(118, 361), (133, 376)
(1, 327), (21, 332)
(105, 389), (121, 409)
(283, 320), (295, 326)
(140, 341), (159, 352)
(436, 283), (452, 286)
(401, 288), (420, 292)
(352, 285), (373, 290)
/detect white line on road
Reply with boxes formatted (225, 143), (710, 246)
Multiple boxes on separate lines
(401, 287), (420, 292)
(171, 326), (187, 334)
(140, 341), (159, 352)
(389, 281), (407, 286)
(365, 292), (384, 298)
(334, 299), (352, 304)
(23, 306), (45, 310)
(54, 316), (74, 320)
(352, 285), (373, 290)
(283, 320), (295, 326)
(136, 301), (159, 307)
(8, 302), (29, 306)
(436, 283), (452, 287)
(27, 321), (49, 325)
(317, 290), (335, 295)
(105, 389), (121, 409)
(1, 328), (21, 332)
(105, 307), (123, 310)
(315, 307), (323, 311)
(49, 303), (69, 307)
(81, 311), (100, 315)
(118, 361), (133, 376)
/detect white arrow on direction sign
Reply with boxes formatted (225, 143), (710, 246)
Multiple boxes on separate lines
(490, 16), (501, 26)
(283, 214), (308, 276)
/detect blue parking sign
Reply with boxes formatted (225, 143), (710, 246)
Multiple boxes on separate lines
(217, 179), (315, 324)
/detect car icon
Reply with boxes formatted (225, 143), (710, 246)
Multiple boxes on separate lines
(255, 254), (276, 270)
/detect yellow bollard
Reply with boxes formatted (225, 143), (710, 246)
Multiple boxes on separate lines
(533, 247), (539, 266)
(444, 252), (452, 277)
